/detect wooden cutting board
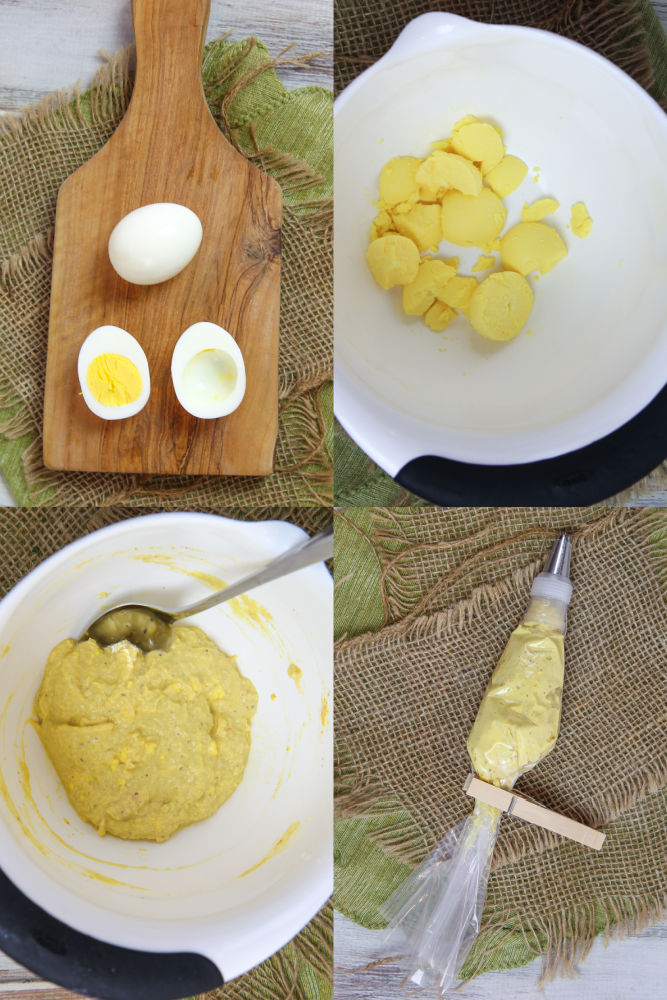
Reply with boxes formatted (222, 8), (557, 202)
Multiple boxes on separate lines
(43, 0), (281, 476)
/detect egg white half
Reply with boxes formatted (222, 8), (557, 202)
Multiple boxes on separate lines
(77, 326), (150, 420)
(171, 322), (246, 419)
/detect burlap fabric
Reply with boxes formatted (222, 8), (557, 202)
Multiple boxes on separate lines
(0, 505), (332, 1000)
(334, 506), (667, 979)
(0, 38), (332, 507)
(333, 0), (667, 506)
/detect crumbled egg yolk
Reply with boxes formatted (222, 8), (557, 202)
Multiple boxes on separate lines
(570, 201), (594, 238)
(366, 115), (589, 342)
(365, 233), (420, 288)
(86, 353), (142, 406)
(469, 272), (534, 342)
(500, 222), (568, 276)
(521, 197), (560, 222)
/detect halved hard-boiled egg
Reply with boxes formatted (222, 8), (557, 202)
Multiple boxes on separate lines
(77, 325), (150, 420)
(108, 203), (203, 285)
(171, 322), (246, 419)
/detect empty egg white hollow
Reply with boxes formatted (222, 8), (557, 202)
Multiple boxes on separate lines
(171, 322), (246, 419)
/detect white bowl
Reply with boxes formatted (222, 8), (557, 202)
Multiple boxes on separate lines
(334, 12), (667, 471)
(0, 513), (332, 982)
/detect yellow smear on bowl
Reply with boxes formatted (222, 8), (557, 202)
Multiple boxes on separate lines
(240, 821), (301, 877)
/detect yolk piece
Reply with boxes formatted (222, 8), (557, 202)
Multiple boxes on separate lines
(424, 301), (457, 332)
(430, 137), (454, 152)
(500, 221), (568, 276)
(416, 151), (483, 197)
(570, 201), (593, 238)
(183, 349), (236, 402)
(366, 233), (420, 288)
(87, 353), (142, 406)
(393, 203), (442, 252)
(369, 209), (394, 241)
(378, 156), (422, 208)
(418, 182), (443, 204)
(452, 114), (481, 132)
(444, 256), (459, 269)
(472, 254), (495, 272)
(402, 258), (457, 315)
(484, 154), (528, 197)
(469, 271), (534, 341)
(451, 122), (505, 174)
(521, 197), (560, 222)
(437, 275), (479, 316)
(441, 187), (507, 249)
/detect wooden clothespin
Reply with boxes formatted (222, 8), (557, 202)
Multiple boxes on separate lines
(463, 774), (606, 851)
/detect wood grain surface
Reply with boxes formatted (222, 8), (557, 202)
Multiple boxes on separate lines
(43, 0), (281, 476)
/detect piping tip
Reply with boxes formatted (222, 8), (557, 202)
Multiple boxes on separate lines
(544, 532), (572, 580)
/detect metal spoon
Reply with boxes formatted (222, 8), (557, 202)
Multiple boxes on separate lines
(81, 525), (333, 652)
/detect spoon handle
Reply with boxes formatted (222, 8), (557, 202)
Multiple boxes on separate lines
(172, 525), (334, 620)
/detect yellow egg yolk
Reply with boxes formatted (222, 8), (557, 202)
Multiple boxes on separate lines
(87, 353), (142, 406)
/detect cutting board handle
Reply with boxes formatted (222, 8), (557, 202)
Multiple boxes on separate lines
(131, 0), (212, 113)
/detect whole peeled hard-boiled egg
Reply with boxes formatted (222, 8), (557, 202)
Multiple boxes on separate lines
(78, 326), (150, 420)
(171, 322), (246, 419)
(108, 203), (203, 285)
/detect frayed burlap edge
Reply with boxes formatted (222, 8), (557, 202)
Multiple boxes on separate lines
(374, 889), (666, 989)
(0, 41), (332, 506)
(460, 882), (666, 986)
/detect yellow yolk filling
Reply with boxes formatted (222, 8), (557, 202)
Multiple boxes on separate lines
(467, 618), (564, 788)
(87, 353), (142, 406)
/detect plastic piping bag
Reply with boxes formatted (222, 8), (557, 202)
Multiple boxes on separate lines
(381, 534), (573, 995)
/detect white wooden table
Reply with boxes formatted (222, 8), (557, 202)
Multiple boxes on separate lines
(335, 912), (667, 1000)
